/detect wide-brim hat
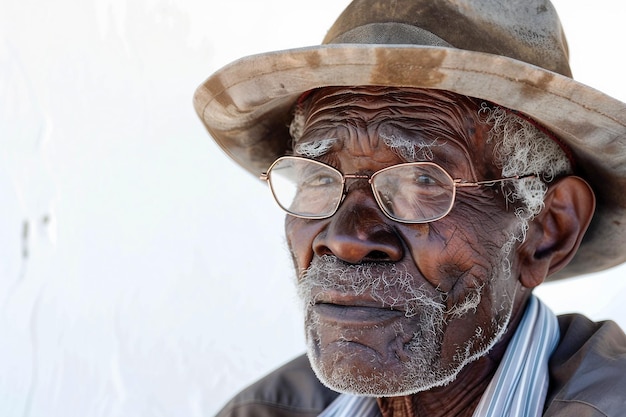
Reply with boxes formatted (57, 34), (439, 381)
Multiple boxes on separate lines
(194, 0), (626, 280)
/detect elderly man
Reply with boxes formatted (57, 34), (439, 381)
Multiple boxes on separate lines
(195, 0), (626, 416)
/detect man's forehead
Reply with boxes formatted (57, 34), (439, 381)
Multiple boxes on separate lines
(294, 86), (495, 175)
(297, 87), (485, 143)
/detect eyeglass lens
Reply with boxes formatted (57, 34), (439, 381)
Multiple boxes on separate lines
(371, 163), (455, 222)
(267, 157), (344, 218)
(266, 157), (457, 223)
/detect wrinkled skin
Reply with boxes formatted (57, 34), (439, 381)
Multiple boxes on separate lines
(285, 87), (551, 416)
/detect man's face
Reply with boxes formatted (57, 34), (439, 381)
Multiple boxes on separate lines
(285, 87), (527, 396)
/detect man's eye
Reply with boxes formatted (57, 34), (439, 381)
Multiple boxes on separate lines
(305, 174), (336, 187)
(415, 174), (437, 185)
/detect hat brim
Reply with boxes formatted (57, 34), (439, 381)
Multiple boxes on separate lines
(194, 44), (626, 280)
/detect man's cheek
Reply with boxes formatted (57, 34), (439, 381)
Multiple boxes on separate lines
(409, 217), (511, 292)
(285, 217), (328, 275)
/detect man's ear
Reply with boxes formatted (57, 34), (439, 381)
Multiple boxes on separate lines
(517, 176), (596, 289)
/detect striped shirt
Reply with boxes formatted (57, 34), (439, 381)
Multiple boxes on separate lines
(318, 295), (560, 417)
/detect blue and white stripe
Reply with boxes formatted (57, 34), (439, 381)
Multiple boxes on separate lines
(317, 295), (559, 417)
(472, 295), (560, 416)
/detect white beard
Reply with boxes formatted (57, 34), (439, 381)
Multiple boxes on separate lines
(296, 253), (516, 396)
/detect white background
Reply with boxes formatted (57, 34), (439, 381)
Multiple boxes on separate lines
(1, 1), (625, 416)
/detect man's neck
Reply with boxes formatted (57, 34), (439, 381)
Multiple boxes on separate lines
(375, 353), (496, 417)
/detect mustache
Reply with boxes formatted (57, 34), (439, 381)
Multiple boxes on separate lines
(297, 255), (447, 318)
(297, 255), (484, 320)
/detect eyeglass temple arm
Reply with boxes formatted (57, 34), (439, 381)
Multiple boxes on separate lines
(454, 173), (536, 187)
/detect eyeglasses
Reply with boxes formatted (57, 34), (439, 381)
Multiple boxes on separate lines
(260, 156), (534, 224)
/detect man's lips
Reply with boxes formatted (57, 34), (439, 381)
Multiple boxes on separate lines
(312, 303), (406, 326)
(309, 290), (408, 322)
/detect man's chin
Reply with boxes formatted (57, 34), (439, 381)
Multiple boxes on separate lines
(306, 341), (457, 397)
(304, 315), (448, 397)
(306, 311), (515, 397)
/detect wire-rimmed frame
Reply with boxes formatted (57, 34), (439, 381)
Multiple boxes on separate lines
(260, 156), (535, 224)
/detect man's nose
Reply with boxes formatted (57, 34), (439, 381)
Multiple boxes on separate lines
(312, 190), (404, 264)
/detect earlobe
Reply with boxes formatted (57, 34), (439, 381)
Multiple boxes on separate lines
(518, 176), (596, 289)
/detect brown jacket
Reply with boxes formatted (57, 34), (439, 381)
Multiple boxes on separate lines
(216, 314), (626, 416)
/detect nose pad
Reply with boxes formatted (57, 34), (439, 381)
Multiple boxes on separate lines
(313, 191), (404, 264)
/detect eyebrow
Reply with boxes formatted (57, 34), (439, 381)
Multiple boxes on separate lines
(379, 131), (444, 162)
(294, 138), (338, 157)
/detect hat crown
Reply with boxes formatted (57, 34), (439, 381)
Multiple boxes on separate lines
(323, 0), (572, 77)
